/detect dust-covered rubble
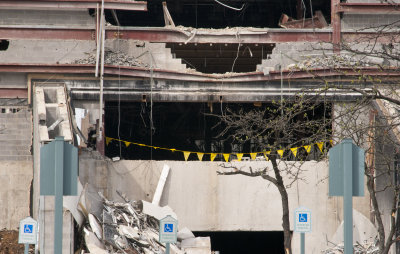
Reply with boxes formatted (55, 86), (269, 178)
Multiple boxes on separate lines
(322, 240), (379, 254)
(79, 191), (211, 254)
(72, 49), (149, 68)
(288, 54), (387, 71)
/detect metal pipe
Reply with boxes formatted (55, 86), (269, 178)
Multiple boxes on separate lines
(98, 0), (105, 142)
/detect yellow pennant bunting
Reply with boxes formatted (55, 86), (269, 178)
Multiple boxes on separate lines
(277, 150), (284, 158)
(304, 145), (311, 153)
(183, 151), (190, 161)
(290, 147), (298, 158)
(223, 154), (230, 162)
(124, 141), (131, 147)
(197, 153), (204, 161)
(250, 153), (257, 160)
(236, 153), (244, 161)
(330, 140), (333, 146)
(317, 142), (324, 152)
(263, 151), (270, 161)
(106, 137), (112, 145)
(210, 153), (217, 162)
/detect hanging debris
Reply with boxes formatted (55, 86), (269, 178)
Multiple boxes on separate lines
(279, 11), (328, 29)
(79, 191), (211, 254)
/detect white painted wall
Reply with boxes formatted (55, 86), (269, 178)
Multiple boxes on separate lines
(81, 157), (372, 253)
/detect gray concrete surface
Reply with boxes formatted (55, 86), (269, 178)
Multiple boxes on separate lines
(79, 155), (371, 253)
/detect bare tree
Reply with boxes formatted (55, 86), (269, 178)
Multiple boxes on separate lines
(212, 95), (332, 254)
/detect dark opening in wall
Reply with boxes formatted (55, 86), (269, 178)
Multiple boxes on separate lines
(0, 40), (9, 51)
(194, 231), (285, 254)
(167, 43), (275, 73)
(101, 0), (331, 28)
(105, 101), (331, 161)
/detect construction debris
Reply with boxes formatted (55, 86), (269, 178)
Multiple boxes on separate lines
(79, 191), (211, 254)
(322, 240), (379, 254)
(288, 54), (384, 71)
(73, 49), (149, 68)
(279, 11), (328, 29)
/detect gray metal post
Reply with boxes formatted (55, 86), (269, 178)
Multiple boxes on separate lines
(343, 139), (353, 254)
(54, 137), (64, 254)
(166, 243), (170, 254)
(300, 233), (305, 254)
(24, 244), (29, 254)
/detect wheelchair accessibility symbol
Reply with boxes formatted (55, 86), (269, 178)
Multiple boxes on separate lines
(164, 224), (173, 233)
(24, 224), (33, 234)
(299, 213), (308, 223)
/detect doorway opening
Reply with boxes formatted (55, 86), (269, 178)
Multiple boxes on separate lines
(194, 231), (285, 254)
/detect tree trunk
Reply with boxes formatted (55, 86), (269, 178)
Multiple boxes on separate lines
(271, 157), (292, 254)
(366, 173), (386, 253)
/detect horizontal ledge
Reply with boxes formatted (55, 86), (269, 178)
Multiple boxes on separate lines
(0, 0), (147, 11)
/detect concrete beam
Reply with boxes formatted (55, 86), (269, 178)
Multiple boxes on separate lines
(0, 0), (147, 11)
(0, 88), (27, 98)
(0, 26), (332, 43)
(338, 3), (400, 13)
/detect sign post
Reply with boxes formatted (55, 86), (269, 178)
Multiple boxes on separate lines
(159, 215), (178, 254)
(294, 207), (311, 254)
(329, 138), (364, 254)
(40, 136), (78, 254)
(18, 217), (38, 254)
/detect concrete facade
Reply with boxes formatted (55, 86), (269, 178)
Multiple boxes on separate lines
(0, 106), (32, 229)
(78, 157), (372, 253)
(1, 0), (400, 253)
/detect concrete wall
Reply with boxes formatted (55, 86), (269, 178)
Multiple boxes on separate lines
(79, 155), (371, 253)
(0, 9), (94, 26)
(0, 106), (32, 229)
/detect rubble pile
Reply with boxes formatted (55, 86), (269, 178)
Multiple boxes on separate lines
(73, 49), (149, 68)
(322, 241), (379, 254)
(81, 192), (210, 254)
(288, 54), (380, 70)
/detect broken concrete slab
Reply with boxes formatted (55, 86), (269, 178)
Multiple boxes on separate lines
(177, 227), (195, 241)
(140, 200), (178, 221)
(84, 227), (108, 254)
(181, 237), (211, 249)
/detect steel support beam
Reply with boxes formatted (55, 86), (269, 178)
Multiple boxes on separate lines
(0, 0), (147, 11)
(332, 0), (341, 53)
(0, 26), (333, 43)
(0, 64), (399, 83)
(0, 88), (28, 98)
(338, 3), (400, 13)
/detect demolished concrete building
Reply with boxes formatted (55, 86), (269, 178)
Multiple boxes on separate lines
(1, 0), (400, 253)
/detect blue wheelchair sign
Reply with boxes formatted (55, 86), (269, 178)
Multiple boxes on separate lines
(299, 213), (307, 222)
(24, 224), (33, 234)
(164, 223), (173, 232)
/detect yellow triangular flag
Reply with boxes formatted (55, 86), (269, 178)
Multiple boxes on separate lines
(304, 145), (311, 153)
(124, 141), (131, 147)
(210, 153), (217, 161)
(330, 140), (333, 146)
(290, 147), (298, 157)
(223, 154), (230, 162)
(105, 137), (112, 145)
(263, 151), (270, 161)
(236, 153), (243, 161)
(183, 151), (190, 161)
(250, 153), (257, 160)
(317, 142), (324, 152)
(197, 153), (204, 161)
(277, 150), (284, 158)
